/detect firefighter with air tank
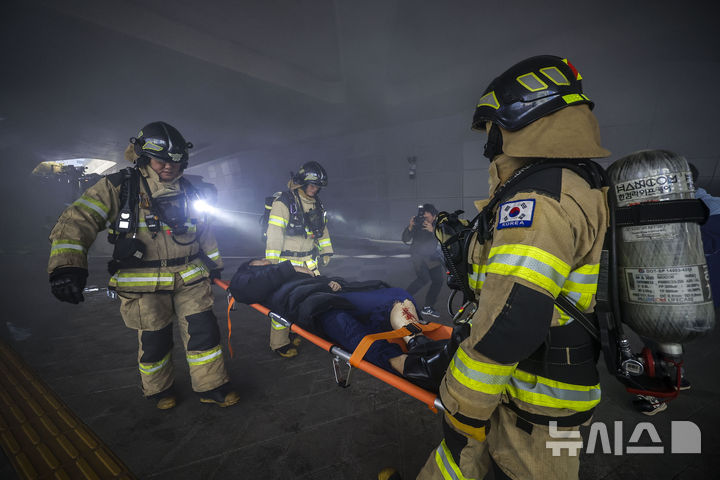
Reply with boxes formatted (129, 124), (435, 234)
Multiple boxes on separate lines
(48, 121), (239, 410)
(264, 161), (334, 357)
(416, 56), (612, 480)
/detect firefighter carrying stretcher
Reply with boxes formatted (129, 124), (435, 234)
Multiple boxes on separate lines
(48, 121), (239, 410)
(264, 161), (334, 358)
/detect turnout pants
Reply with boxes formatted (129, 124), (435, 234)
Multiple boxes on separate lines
(417, 404), (581, 480)
(118, 278), (230, 396)
(269, 255), (319, 350)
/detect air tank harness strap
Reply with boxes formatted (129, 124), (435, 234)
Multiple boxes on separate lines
(504, 399), (595, 434)
(614, 199), (709, 227)
(348, 323), (442, 368)
(526, 342), (596, 366)
(112, 252), (201, 270)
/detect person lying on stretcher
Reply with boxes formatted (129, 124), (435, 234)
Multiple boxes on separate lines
(229, 259), (454, 392)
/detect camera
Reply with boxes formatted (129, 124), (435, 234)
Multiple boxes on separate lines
(414, 204), (426, 226)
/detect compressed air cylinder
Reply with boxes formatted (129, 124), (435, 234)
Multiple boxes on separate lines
(607, 150), (715, 345)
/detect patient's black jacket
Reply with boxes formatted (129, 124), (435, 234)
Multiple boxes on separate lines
(229, 260), (388, 331)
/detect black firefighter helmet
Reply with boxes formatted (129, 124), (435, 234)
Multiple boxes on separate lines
(472, 55), (593, 132)
(293, 161), (328, 187)
(130, 121), (193, 168)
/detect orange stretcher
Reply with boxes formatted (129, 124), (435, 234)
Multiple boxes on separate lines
(213, 279), (450, 413)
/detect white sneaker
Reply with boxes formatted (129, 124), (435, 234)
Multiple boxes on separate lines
(632, 395), (667, 416)
(421, 306), (440, 318)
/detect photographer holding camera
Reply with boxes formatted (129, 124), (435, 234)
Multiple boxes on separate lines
(401, 203), (443, 318)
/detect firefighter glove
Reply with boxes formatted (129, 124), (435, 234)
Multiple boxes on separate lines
(319, 254), (332, 267)
(49, 267), (88, 304)
(209, 268), (223, 281)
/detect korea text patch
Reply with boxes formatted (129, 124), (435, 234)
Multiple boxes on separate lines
(497, 199), (535, 230)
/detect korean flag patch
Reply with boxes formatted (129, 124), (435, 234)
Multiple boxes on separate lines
(497, 199), (535, 230)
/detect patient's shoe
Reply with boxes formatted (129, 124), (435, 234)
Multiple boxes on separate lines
(199, 383), (240, 407)
(421, 306), (440, 318)
(274, 343), (298, 358)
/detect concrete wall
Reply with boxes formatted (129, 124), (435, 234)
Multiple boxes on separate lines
(186, 112), (490, 242)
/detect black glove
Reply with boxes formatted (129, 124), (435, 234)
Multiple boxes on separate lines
(49, 267), (88, 304)
(209, 269), (223, 282)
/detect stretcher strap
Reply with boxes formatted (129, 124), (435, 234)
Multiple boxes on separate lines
(349, 322), (442, 368)
(227, 295), (235, 358)
(213, 279), (236, 359)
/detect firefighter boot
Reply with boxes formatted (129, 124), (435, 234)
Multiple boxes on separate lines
(274, 343), (298, 358)
(199, 383), (240, 407)
(378, 467), (402, 480)
(148, 386), (177, 410)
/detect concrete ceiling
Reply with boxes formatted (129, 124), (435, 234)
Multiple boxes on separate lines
(2, 0), (719, 181)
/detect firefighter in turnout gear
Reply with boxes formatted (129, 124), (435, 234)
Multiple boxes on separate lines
(48, 121), (239, 410)
(417, 56), (611, 479)
(264, 161), (334, 357)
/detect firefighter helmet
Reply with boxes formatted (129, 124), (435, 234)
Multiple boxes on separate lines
(293, 161), (328, 187)
(130, 121), (193, 166)
(472, 55), (593, 132)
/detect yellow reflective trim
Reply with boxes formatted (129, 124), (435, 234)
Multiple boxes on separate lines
(271, 319), (287, 330)
(50, 240), (86, 256)
(265, 250), (281, 259)
(142, 141), (163, 152)
(268, 215), (287, 227)
(318, 239), (332, 246)
(555, 291), (593, 325)
(562, 280), (598, 295)
(490, 244), (570, 275)
(507, 369), (601, 411)
(540, 66), (570, 86)
(73, 195), (109, 220)
(207, 249), (220, 260)
(468, 263), (487, 290)
(574, 264), (599, 275)
(186, 346), (222, 366)
(448, 347), (515, 395)
(139, 352), (171, 375)
(562, 93), (584, 104)
(114, 272), (174, 287)
(487, 244), (570, 296)
(434, 439), (472, 480)
(476, 91), (500, 110)
(279, 257), (305, 266)
(516, 72), (548, 92)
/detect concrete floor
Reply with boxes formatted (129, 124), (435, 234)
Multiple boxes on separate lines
(1, 237), (719, 479)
